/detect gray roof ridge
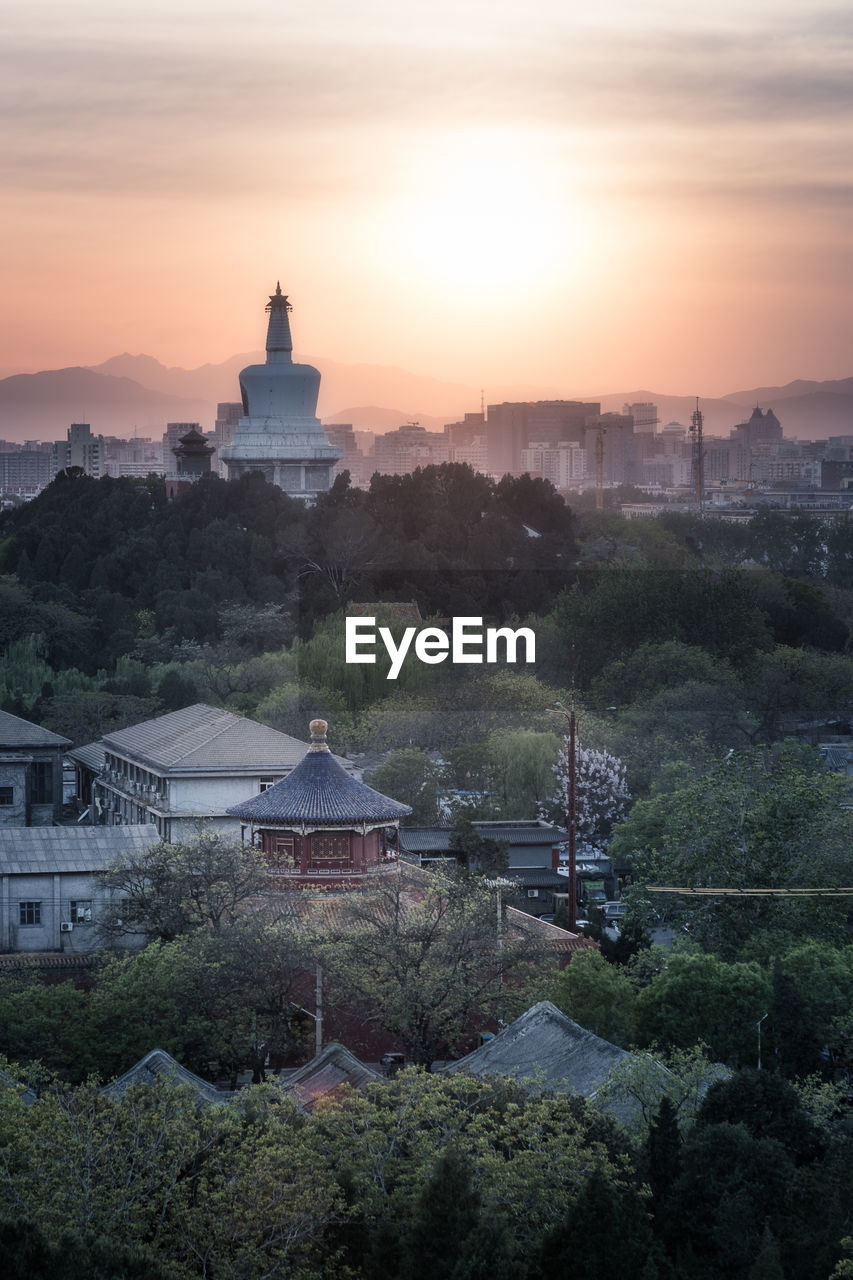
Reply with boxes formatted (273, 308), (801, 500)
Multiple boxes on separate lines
(166, 706), (240, 763)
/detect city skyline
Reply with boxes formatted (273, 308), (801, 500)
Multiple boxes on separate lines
(2, 0), (851, 395)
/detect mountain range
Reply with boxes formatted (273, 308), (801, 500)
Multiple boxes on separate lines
(0, 353), (850, 444)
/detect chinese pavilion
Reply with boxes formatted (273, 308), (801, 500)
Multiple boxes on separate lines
(227, 720), (412, 889)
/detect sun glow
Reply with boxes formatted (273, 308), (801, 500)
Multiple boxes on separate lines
(390, 131), (578, 298)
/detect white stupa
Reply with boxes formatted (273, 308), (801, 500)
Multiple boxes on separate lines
(220, 284), (341, 501)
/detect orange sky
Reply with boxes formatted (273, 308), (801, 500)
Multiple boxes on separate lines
(2, 0), (852, 396)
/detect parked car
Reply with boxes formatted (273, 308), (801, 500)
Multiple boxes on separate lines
(603, 901), (629, 924)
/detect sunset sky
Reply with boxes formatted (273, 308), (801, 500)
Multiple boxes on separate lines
(2, 0), (851, 396)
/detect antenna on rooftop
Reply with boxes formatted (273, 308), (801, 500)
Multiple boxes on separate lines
(689, 397), (705, 514)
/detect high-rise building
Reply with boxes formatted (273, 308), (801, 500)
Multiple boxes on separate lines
(221, 284), (341, 501)
(623, 402), (659, 433)
(486, 401), (600, 477)
(53, 423), (103, 478)
(212, 403), (242, 476)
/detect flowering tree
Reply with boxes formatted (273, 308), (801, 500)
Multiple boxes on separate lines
(548, 740), (630, 851)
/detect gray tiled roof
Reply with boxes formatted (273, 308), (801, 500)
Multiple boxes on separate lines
(100, 1049), (230, 1102)
(100, 704), (310, 773)
(508, 866), (566, 888)
(0, 709), (71, 749)
(399, 823), (567, 855)
(68, 741), (106, 773)
(228, 746), (412, 825)
(0, 824), (160, 874)
(282, 1042), (383, 1112)
(443, 1000), (665, 1125)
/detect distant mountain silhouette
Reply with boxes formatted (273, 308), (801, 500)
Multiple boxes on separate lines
(1, 356), (851, 445)
(598, 384), (853, 438)
(0, 368), (210, 439)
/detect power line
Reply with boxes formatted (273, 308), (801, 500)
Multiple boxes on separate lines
(645, 885), (853, 897)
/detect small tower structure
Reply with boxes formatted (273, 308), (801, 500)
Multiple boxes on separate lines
(172, 426), (215, 477)
(220, 284), (341, 501)
(227, 720), (412, 889)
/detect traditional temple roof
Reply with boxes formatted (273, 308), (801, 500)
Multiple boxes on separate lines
(227, 720), (412, 827)
(281, 1042), (383, 1112)
(443, 1000), (664, 1126)
(100, 1048), (230, 1103)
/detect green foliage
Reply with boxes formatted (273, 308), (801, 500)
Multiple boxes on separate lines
(549, 950), (636, 1046)
(611, 743), (853, 958)
(88, 924), (313, 1082)
(596, 1043), (721, 1139)
(635, 953), (771, 1065)
(314, 1068), (625, 1274)
(485, 728), (561, 816)
(534, 1167), (658, 1279)
(97, 831), (270, 942)
(365, 749), (445, 825)
(321, 870), (551, 1066)
(0, 971), (93, 1080)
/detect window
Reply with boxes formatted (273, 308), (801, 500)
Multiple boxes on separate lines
(527, 889), (539, 898)
(29, 762), (53, 805)
(266, 836), (296, 871)
(259, 777), (281, 793)
(309, 833), (351, 866)
(19, 902), (41, 926)
(0, 787), (13, 806)
(70, 900), (92, 924)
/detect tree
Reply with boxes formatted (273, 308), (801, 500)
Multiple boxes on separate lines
(365, 749), (445, 826)
(597, 1043), (725, 1140)
(485, 728), (561, 817)
(88, 923), (313, 1082)
(448, 818), (509, 875)
(402, 1148), (483, 1280)
(534, 1167), (658, 1279)
(321, 868), (549, 1066)
(610, 743), (853, 958)
(549, 950), (636, 1046)
(97, 831), (270, 942)
(546, 737), (630, 850)
(635, 952), (771, 1065)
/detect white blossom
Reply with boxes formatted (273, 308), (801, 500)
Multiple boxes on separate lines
(548, 740), (630, 851)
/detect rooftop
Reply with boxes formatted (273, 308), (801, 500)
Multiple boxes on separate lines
(97, 704), (312, 774)
(0, 709), (71, 749)
(228, 720), (412, 827)
(0, 824), (160, 874)
(443, 999), (662, 1124)
(281, 1042), (383, 1112)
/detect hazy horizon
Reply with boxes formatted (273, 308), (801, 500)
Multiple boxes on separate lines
(2, 0), (851, 397)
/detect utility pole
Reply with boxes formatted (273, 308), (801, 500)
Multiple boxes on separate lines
(689, 398), (705, 513)
(547, 698), (578, 932)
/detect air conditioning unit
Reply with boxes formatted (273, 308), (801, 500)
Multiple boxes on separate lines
(60, 921), (73, 933)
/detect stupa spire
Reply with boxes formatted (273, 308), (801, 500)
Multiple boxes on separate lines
(265, 281), (293, 362)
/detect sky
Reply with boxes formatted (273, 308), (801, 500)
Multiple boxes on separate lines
(1, 0), (852, 396)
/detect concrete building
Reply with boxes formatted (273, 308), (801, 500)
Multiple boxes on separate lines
(53, 423), (103, 478)
(373, 423), (450, 476)
(70, 704), (335, 841)
(486, 401), (600, 478)
(0, 447), (54, 497)
(0, 710), (71, 827)
(211, 403), (243, 476)
(221, 284), (341, 500)
(0, 824), (159, 953)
